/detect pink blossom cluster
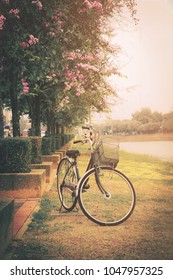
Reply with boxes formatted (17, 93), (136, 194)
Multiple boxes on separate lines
(21, 79), (29, 94)
(20, 34), (39, 48)
(9, 9), (20, 19)
(43, 22), (50, 28)
(101, 98), (109, 109)
(46, 69), (61, 81)
(49, 9), (63, 36)
(50, 70), (56, 78)
(83, 0), (103, 11)
(63, 52), (94, 62)
(75, 84), (85, 96)
(51, 10), (63, 30)
(32, 1), (43, 10)
(63, 52), (79, 60)
(59, 96), (70, 108)
(0, 15), (6, 30)
(81, 54), (95, 61)
(63, 64), (85, 96)
(28, 34), (39, 44)
(76, 63), (99, 72)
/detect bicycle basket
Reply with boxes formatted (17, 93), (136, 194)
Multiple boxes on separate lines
(93, 140), (119, 168)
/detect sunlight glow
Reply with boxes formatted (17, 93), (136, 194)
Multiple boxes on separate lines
(102, 0), (173, 121)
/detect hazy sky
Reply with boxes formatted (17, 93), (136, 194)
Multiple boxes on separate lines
(101, 0), (173, 121)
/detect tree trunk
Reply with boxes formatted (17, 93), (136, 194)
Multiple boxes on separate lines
(46, 110), (51, 136)
(35, 93), (41, 136)
(46, 110), (56, 136)
(61, 126), (64, 134)
(55, 123), (61, 135)
(50, 111), (56, 136)
(0, 91), (4, 137)
(10, 69), (20, 137)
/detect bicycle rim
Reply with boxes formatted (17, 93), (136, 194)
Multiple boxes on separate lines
(78, 166), (136, 226)
(57, 158), (78, 211)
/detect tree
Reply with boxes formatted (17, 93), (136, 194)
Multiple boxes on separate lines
(132, 108), (152, 124)
(0, 0), (137, 136)
(163, 111), (173, 132)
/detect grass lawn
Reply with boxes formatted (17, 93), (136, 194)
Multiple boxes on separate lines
(9, 146), (173, 260)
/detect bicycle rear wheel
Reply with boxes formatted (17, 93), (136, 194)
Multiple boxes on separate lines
(57, 157), (78, 211)
(78, 166), (136, 226)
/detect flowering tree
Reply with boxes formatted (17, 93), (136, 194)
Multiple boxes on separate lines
(0, 0), (137, 137)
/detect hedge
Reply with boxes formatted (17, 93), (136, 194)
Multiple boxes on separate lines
(0, 138), (31, 173)
(29, 137), (42, 164)
(54, 135), (62, 150)
(41, 137), (52, 155)
(51, 136), (56, 153)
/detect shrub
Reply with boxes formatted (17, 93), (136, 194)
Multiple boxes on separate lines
(50, 136), (56, 153)
(41, 137), (52, 155)
(0, 138), (31, 173)
(29, 137), (42, 164)
(54, 135), (62, 150)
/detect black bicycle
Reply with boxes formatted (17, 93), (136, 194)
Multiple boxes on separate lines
(57, 126), (136, 226)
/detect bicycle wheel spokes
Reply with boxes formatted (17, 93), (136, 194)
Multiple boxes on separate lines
(57, 158), (78, 211)
(79, 167), (136, 226)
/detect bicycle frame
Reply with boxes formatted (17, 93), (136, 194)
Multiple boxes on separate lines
(66, 143), (109, 199)
(61, 126), (109, 199)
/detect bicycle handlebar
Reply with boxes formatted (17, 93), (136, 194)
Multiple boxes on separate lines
(73, 125), (99, 153)
(73, 140), (84, 144)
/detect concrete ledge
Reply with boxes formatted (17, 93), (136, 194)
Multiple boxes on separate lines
(30, 162), (54, 183)
(13, 200), (38, 239)
(41, 154), (60, 169)
(54, 151), (64, 159)
(0, 169), (46, 199)
(0, 199), (14, 258)
(56, 150), (66, 157)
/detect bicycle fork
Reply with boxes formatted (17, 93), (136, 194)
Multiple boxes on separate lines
(94, 166), (111, 199)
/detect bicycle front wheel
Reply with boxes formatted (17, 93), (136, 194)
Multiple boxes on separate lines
(57, 157), (78, 211)
(78, 166), (136, 226)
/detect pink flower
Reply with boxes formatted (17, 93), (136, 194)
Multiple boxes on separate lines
(59, 96), (70, 108)
(78, 74), (84, 79)
(9, 9), (20, 19)
(83, 0), (102, 11)
(32, 1), (43, 10)
(20, 34), (39, 48)
(76, 63), (99, 72)
(0, 15), (6, 30)
(37, 1), (43, 10)
(21, 79), (29, 94)
(20, 42), (29, 48)
(28, 34), (39, 45)
(92, 1), (102, 10)
(83, 0), (92, 9)
(43, 22), (50, 28)
(76, 92), (81, 96)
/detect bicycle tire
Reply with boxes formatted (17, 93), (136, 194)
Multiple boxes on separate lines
(57, 157), (78, 211)
(78, 166), (136, 226)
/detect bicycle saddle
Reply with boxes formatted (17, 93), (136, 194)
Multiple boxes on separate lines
(66, 150), (80, 158)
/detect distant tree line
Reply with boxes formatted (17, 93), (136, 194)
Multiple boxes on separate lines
(97, 108), (173, 135)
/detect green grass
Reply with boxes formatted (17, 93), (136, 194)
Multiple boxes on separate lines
(118, 150), (173, 184)
(9, 149), (173, 260)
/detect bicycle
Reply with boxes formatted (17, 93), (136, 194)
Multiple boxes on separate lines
(57, 126), (136, 226)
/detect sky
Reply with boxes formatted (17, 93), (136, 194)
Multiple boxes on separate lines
(95, 0), (173, 121)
